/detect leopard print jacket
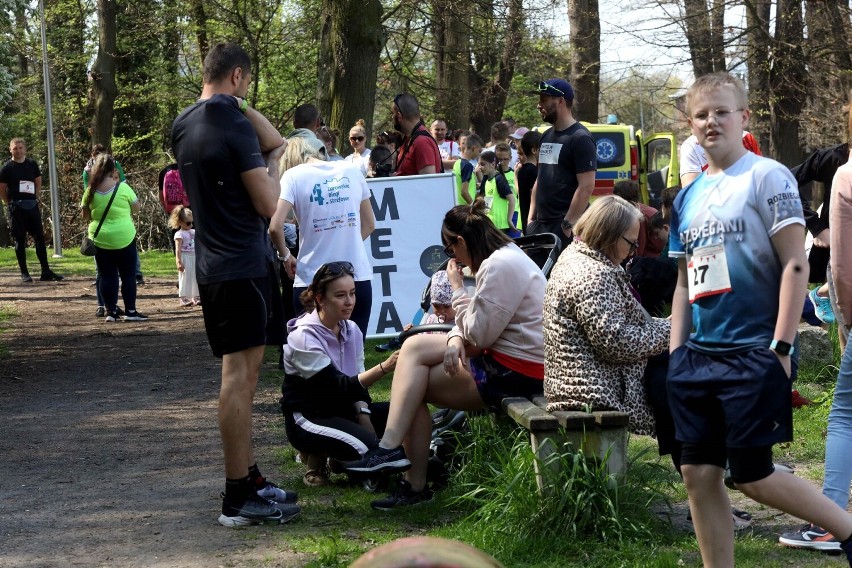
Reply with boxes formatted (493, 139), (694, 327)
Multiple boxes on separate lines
(543, 241), (670, 435)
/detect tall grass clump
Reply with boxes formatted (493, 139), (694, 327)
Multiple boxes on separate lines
(440, 415), (673, 564)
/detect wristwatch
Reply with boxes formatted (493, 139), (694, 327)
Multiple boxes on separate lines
(277, 250), (291, 262)
(770, 339), (795, 356)
(356, 407), (372, 416)
(561, 219), (573, 232)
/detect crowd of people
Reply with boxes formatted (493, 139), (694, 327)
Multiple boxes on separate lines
(4, 37), (844, 563)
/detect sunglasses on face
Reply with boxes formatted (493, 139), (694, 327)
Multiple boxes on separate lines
(349, 136), (365, 142)
(320, 261), (355, 277)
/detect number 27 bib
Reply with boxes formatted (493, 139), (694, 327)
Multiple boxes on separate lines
(687, 243), (732, 303)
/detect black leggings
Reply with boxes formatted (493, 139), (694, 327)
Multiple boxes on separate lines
(9, 202), (49, 274)
(283, 402), (389, 462)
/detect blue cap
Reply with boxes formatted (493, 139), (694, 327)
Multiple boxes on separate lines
(530, 78), (574, 102)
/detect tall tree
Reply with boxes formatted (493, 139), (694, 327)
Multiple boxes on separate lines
(568, 0), (600, 122)
(682, 0), (725, 77)
(317, 0), (384, 156)
(431, 0), (470, 130)
(90, 0), (117, 148)
(744, 0), (771, 153)
(768, 0), (805, 165)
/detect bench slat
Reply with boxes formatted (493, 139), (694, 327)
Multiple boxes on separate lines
(551, 410), (596, 429)
(593, 411), (630, 427)
(502, 397), (559, 431)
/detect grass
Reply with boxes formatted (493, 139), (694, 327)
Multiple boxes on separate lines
(0, 247), (178, 278)
(256, 330), (845, 567)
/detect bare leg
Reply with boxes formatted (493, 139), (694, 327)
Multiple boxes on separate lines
(219, 345), (265, 479)
(682, 464), (734, 568)
(402, 405), (433, 491)
(738, 472), (852, 541)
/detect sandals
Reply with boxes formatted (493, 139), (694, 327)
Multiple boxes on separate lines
(303, 469), (330, 487)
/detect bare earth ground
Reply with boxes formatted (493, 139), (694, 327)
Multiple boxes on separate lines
(0, 270), (848, 567)
(0, 271), (304, 568)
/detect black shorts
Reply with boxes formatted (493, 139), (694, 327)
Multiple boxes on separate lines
(667, 345), (793, 449)
(199, 271), (282, 358)
(469, 353), (543, 409)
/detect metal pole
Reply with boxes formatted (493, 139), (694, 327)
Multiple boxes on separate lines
(40, 0), (62, 256)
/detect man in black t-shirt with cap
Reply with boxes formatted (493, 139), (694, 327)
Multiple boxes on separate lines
(526, 78), (597, 252)
(0, 138), (63, 282)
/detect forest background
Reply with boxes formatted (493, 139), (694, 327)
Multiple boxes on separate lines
(0, 0), (849, 251)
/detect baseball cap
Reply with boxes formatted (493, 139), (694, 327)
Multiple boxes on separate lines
(509, 127), (530, 140)
(530, 79), (574, 102)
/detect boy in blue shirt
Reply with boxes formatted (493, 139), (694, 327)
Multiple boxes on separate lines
(668, 72), (852, 566)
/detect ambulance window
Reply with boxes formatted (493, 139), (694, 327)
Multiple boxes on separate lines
(592, 134), (625, 168)
(647, 139), (671, 173)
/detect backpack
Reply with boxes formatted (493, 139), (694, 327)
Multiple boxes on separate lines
(158, 164), (189, 213)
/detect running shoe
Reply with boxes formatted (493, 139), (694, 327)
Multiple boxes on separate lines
(344, 446), (411, 474)
(122, 310), (149, 321)
(809, 288), (836, 324)
(218, 493), (297, 527)
(256, 480), (298, 504)
(371, 479), (433, 511)
(21, 273), (32, 283)
(39, 271), (64, 281)
(779, 523), (840, 551)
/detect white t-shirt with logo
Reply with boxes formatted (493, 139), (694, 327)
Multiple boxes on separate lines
(280, 161), (373, 288)
(437, 140), (461, 160)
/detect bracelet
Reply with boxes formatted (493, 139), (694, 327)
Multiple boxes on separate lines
(277, 250), (291, 262)
(379, 362), (385, 373)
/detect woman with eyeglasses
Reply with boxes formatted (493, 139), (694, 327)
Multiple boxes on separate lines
(271, 136), (376, 338)
(345, 119), (372, 176)
(281, 262), (399, 487)
(344, 199), (546, 509)
(542, 194), (670, 437)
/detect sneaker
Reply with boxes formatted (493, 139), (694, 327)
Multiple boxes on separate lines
(374, 338), (402, 352)
(218, 492), (287, 527)
(21, 273), (32, 283)
(39, 271), (64, 282)
(344, 446), (411, 474)
(122, 310), (149, 321)
(136, 276), (145, 286)
(371, 479), (433, 510)
(115, 307), (125, 317)
(779, 523), (841, 551)
(256, 481), (298, 504)
(95, 306), (105, 318)
(179, 298), (193, 307)
(809, 288), (836, 324)
(104, 310), (121, 323)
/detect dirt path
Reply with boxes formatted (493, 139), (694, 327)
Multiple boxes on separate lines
(0, 272), (301, 568)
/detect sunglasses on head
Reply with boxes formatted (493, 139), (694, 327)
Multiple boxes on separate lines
(349, 136), (365, 142)
(320, 261), (355, 277)
(536, 81), (564, 95)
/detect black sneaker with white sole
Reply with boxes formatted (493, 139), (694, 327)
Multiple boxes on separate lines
(371, 479), (433, 510)
(218, 493), (300, 527)
(122, 310), (149, 321)
(344, 446), (411, 474)
(779, 523), (841, 551)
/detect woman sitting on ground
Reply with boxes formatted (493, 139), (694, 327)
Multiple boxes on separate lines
(281, 261), (398, 487)
(345, 200), (546, 509)
(543, 195), (669, 436)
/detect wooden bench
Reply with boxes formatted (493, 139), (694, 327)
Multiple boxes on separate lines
(500, 395), (630, 495)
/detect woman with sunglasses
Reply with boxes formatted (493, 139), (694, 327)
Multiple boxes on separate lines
(345, 119), (371, 176)
(271, 135), (376, 338)
(542, 195), (670, 438)
(344, 199), (546, 509)
(281, 262), (399, 487)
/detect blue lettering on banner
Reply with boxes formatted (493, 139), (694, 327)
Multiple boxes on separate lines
(376, 302), (402, 334)
(371, 188), (400, 221)
(371, 228), (393, 259)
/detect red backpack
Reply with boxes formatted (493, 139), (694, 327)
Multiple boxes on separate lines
(158, 164), (189, 213)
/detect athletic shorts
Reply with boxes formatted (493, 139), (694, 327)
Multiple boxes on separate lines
(199, 273), (280, 358)
(469, 353), (543, 409)
(667, 345), (793, 449)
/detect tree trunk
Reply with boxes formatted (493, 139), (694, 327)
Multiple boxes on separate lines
(190, 0), (209, 65)
(683, 0), (724, 77)
(469, 0), (523, 136)
(568, 0), (600, 122)
(13, 1), (29, 78)
(769, 0), (805, 166)
(432, 0), (471, 131)
(317, 0), (384, 157)
(745, 0), (771, 152)
(90, 0), (117, 149)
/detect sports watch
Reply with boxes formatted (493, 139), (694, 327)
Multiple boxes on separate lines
(769, 339), (795, 356)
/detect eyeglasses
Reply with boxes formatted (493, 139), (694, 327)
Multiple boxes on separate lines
(622, 236), (639, 254)
(691, 108), (744, 124)
(320, 261), (355, 277)
(443, 237), (458, 258)
(349, 136), (365, 142)
(536, 81), (564, 95)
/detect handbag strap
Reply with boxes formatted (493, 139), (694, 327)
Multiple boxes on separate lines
(92, 182), (120, 238)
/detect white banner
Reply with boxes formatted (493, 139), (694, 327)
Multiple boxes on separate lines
(366, 173), (456, 338)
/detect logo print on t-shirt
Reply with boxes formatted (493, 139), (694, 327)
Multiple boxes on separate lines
(310, 183), (324, 205)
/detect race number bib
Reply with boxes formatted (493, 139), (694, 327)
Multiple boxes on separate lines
(19, 180), (35, 195)
(484, 196), (493, 211)
(687, 243), (732, 302)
